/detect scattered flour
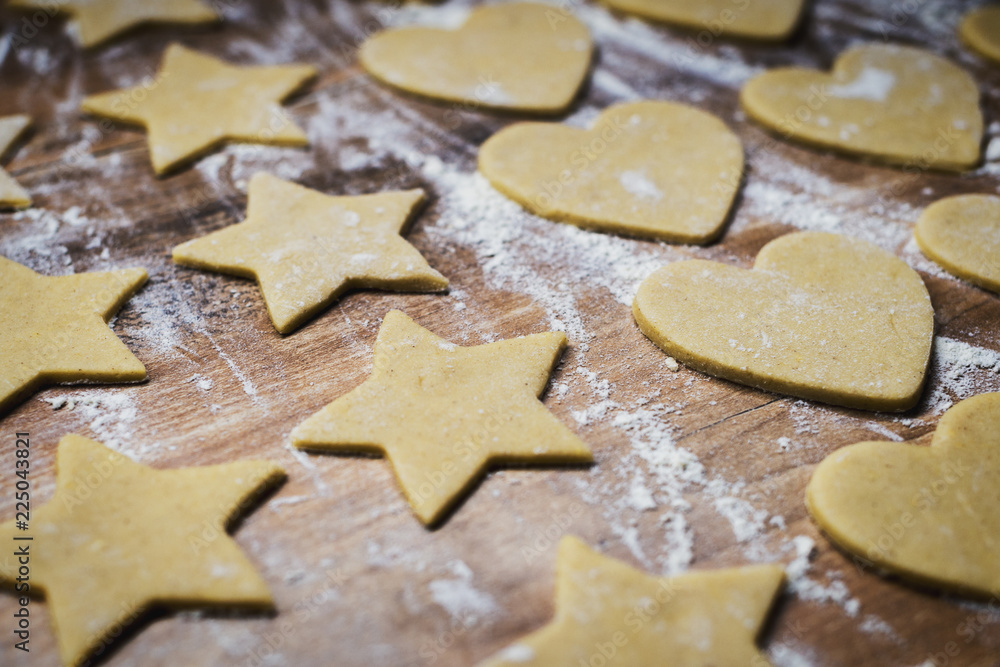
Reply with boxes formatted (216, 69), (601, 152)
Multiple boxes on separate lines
(925, 337), (1000, 414)
(494, 645), (536, 663)
(619, 170), (663, 200)
(770, 644), (817, 667)
(829, 67), (897, 102)
(785, 536), (861, 618)
(705, 479), (770, 543)
(860, 614), (902, 643)
(428, 560), (499, 624)
(3, 2), (998, 662)
(37, 390), (142, 456)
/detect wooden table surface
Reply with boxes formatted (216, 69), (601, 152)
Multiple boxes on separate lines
(2, 0), (1000, 665)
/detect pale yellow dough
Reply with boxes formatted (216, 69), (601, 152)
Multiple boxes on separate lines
(0, 114), (32, 209)
(0, 256), (148, 415)
(601, 0), (805, 41)
(480, 536), (785, 667)
(0, 435), (284, 667)
(8, 0), (217, 48)
(633, 232), (934, 412)
(479, 101), (743, 243)
(173, 173), (448, 334)
(359, 3), (593, 114)
(960, 6), (1000, 65)
(741, 44), (983, 171)
(915, 194), (1000, 294)
(807, 393), (1000, 598)
(292, 310), (592, 525)
(81, 44), (316, 174)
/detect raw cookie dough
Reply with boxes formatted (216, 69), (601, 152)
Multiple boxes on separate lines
(960, 6), (1000, 65)
(0, 114), (32, 209)
(916, 194), (1000, 293)
(633, 231), (934, 412)
(0, 435), (285, 667)
(807, 393), (1000, 597)
(292, 310), (592, 525)
(601, 0), (805, 41)
(81, 43), (316, 174)
(741, 44), (983, 171)
(173, 173), (448, 334)
(479, 536), (785, 667)
(359, 3), (593, 114)
(8, 0), (217, 48)
(479, 100), (744, 243)
(0, 256), (147, 415)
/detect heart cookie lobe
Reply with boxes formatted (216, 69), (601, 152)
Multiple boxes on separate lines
(479, 101), (744, 243)
(740, 44), (983, 171)
(915, 194), (1000, 294)
(807, 393), (1000, 597)
(601, 0), (806, 41)
(960, 6), (1000, 65)
(633, 232), (934, 411)
(359, 3), (593, 114)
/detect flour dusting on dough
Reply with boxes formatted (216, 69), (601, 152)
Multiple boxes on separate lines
(619, 169), (663, 200)
(829, 67), (897, 102)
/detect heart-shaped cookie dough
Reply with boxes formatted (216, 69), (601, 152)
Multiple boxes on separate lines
(359, 3), (593, 114)
(961, 6), (1000, 64)
(633, 231), (934, 411)
(479, 101), (744, 243)
(741, 44), (983, 171)
(916, 194), (1000, 294)
(601, 0), (805, 41)
(807, 393), (1000, 597)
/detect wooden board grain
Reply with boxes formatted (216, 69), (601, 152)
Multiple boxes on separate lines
(1, 0), (1000, 665)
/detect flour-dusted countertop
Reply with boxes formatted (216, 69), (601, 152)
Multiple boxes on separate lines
(1, 0), (999, 665)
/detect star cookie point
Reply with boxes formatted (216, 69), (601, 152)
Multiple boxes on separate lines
(173, 175), (448, 334)
(0, 434), (285, 667)
(481, 535), (785, 666)
(9, 0), (219, 48)
(0, 257), (148, 414)
(292, 310), (590, 525)
(0, 114), (33, 209)
(81, 44), (317, 174)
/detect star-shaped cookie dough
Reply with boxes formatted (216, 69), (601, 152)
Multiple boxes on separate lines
(0, 434), (285, 667)
(173, 173), (448, 333)
(8, 0), (218, 48)
(292, 310), (592, 525)
(480, 536), (786, 667)
(0, 256), (148, 414)
(0, 114), (32, 209)
(81, 44), (317, 174)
